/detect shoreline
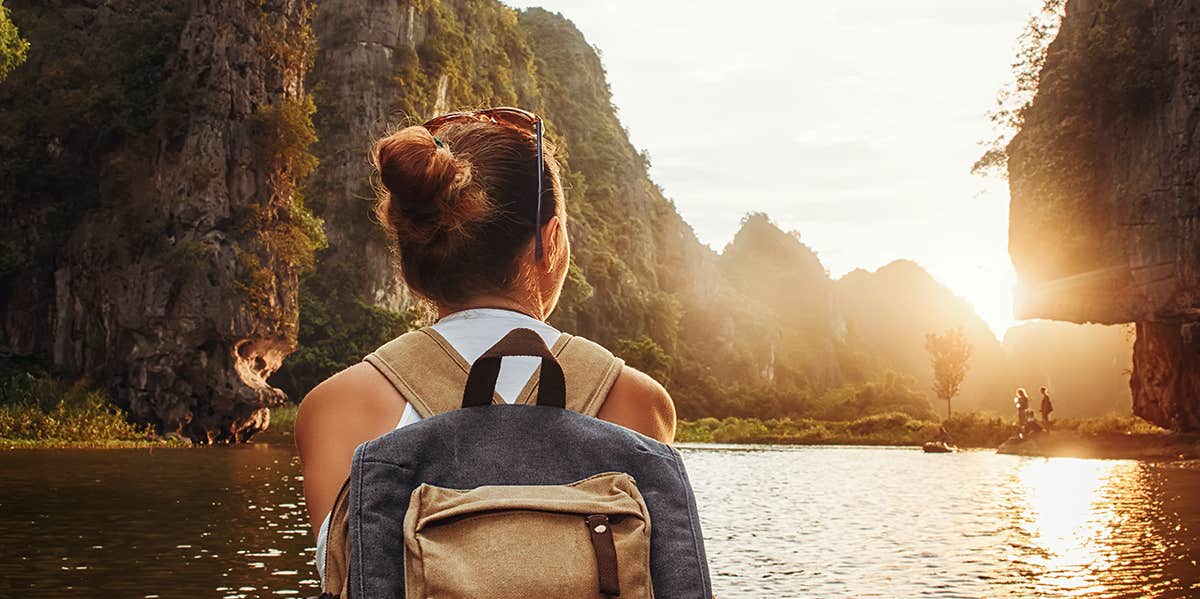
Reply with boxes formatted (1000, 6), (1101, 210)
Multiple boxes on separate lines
(0, 438), (191, 449)
(997, 431), (1200, 460)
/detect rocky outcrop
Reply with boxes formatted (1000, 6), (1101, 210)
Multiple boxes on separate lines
(307, 0), (423, 312)
(1007, 0), (1200, 429)
(0, 0), (318, 442)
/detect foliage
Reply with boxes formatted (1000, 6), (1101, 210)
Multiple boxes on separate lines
(269, 402), (298, 432)
(677, 411), (1159, 448)
(939, 411), (1011, 448)
(256, 0), (316, 91)
(0, 1), (190, 277)
(676, 411), (1010, 448)
(973, 0), (1065, 176)
(237, 28), (326, 325)
(1055, 414), (1165, 435)
(271, 271), (421, 400)
(0, 356), (165, 445)
(925, 327), (973, 417)
(244, 96), (327, 273)
(817, 371), (936, 422)
(614, 336), (672, 384)
(0, 0), (27, 81)
(390, 0), (536, 122)
(981, 0), (1159, 191)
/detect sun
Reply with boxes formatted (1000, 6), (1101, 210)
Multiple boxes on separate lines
(930, 258), (1021, 340)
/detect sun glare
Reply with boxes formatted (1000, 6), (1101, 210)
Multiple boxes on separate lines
(1002, 458), (1154, 597)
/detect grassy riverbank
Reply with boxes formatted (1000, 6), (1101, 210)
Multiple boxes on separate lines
(0, 352), (1165, 450)
(0, 362), (184, 448)
(676, 412), (1164, 448)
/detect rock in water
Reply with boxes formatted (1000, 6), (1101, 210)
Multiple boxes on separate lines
(1007, 0), (1200, 430)
(0, 0), (319, 443)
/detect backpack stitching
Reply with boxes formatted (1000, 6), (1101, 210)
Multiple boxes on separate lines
(352, 444), (366, 599)
(668, 444), (710, 596)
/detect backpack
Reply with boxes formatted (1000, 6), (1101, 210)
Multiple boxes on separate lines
(319, 327), (712, 598)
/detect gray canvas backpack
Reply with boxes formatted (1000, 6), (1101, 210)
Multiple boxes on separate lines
(319, 327), (712, 598)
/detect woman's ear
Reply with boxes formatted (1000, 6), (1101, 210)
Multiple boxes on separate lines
(541, 215), (565, 268)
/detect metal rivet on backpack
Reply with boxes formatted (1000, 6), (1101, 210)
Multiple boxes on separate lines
(593, 524), (607, 534)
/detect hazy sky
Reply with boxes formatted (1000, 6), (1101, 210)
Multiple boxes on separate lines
(505, 0), (1046, 337)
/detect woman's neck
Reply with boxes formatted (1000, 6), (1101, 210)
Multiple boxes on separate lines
(438, 294), (544, 322)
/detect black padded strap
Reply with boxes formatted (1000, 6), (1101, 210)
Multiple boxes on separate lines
(462, 328), (567, 409)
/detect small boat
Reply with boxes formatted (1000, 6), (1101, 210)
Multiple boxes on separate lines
(922, 441), (958, 453)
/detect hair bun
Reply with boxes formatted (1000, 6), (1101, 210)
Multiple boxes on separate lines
(372, 126), (491, 245)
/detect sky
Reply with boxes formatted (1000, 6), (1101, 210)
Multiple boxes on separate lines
(505, 0), (1047, 338)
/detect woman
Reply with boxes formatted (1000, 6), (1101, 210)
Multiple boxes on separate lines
(294, 107), (676, 579)
(1014, 387), (1030, 431)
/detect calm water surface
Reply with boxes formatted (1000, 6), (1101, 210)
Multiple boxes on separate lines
(2, 441), (1199, 598)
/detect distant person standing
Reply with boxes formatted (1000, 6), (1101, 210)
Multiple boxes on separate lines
(1040, 386), (1054, 430)
(1014, 388), (1030, 430)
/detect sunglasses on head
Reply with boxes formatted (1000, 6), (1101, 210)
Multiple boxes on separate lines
(422, 107), (547, 261)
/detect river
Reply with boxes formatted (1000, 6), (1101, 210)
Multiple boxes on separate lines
(2, 441), (1198, 598)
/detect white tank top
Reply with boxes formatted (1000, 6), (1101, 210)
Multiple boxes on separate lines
(314, 308), (560, 581)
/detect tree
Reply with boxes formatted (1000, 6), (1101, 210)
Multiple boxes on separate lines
(925, 327), (973, 418)
(0, 0), (29, 82)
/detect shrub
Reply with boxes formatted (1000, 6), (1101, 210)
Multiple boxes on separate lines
(0, 365), (156, 443)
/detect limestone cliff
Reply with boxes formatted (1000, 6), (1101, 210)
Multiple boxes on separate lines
(1007, 0), (1200, 429)
(0, 1), (321, 442)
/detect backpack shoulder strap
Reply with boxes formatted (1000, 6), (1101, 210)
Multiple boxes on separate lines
(363, 327), (504, 418)
(512, 333), (625, 417)
(365, 329), (625, 419)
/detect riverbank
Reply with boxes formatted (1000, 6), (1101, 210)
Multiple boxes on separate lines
(675, 412), (1011, 448)
(997, 430), (1200, 460)
(675, 413), (1167, 449)
(0, 365), (186, 449)
(0, 365), (1172, 453)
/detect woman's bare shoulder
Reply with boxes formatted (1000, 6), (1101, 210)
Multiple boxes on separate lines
(294, 363), (405, 450)
(294, 362), (406, 528)
(596, 365), (677, 444)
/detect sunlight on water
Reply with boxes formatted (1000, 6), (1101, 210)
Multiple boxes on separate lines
(1008, 459), (1123, 596)
(991, 457), (1200, 598)
(688, 446), (1200, 598)
(2, 444), (1199, 598)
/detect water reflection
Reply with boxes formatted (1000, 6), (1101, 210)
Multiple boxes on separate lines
(2, 443), (1199, 597)
(997, 458), (1200, 598)
(0, 442), (321, 598)
(687, 446), (1200, 598)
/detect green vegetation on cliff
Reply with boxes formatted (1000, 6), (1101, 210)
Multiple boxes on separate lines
(0, 0), (27, 81)
(1008, 0), (1157, 214)
(0, 1), (189, 277)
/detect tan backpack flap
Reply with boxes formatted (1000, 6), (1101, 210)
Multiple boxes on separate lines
(403, 472), (653, 599)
